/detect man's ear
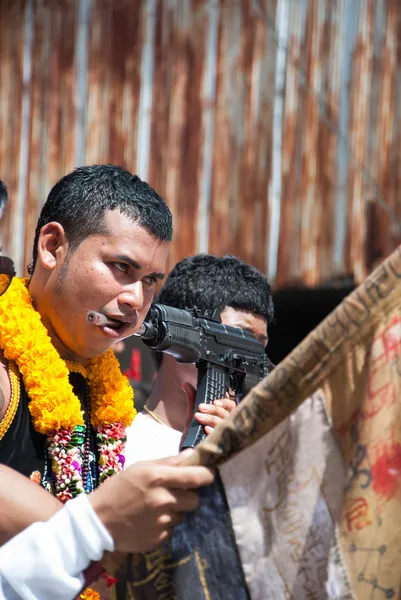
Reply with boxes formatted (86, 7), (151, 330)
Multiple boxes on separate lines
(37, 222), (68, 270)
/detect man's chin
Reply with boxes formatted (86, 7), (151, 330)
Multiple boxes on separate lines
(77, 325), (138, 361)
(76, 339), (119, 361)
(88, 342), (120, 359)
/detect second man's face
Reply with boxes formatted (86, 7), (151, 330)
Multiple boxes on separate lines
(175, 305), (268, 399)
(220, 306), (268, 347)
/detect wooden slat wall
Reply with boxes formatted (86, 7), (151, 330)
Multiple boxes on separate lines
(0, 0), (400, 287)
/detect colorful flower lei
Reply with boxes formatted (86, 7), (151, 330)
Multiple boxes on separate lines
(0, 278), (137, 598)
(0, 277), (136, 501)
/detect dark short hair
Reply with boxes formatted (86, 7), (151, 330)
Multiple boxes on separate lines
(154, 254), (274, 368)
(0, 180), (8, 220)
(29, 164), (172, 274)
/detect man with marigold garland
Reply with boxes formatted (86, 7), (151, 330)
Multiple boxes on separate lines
(0, 166), (216, 600)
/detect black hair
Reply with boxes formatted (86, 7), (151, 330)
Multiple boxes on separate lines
(0, 180), (8, 221)
(154, 254), (274, 368)
(28, 164), (172, 274)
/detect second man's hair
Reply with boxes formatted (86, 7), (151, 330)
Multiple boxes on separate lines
(154, 253), (274, 369)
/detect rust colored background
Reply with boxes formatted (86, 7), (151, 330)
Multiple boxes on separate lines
(1, 0), (400, 287)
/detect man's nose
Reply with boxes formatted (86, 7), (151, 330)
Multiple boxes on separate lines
(118, 281), (144, 312)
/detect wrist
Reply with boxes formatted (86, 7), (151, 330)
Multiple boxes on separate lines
(88, 487), (115, 543)
(64, 493), (115, 558)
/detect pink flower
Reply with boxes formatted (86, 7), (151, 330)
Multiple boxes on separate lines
(100, 422), (126, 440)
(57, 490), (73, 502)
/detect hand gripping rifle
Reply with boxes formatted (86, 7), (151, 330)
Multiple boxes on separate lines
(134, 303), (273, 449)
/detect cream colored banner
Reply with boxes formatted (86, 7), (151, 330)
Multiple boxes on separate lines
(189, 245), (401, 598)
(220, 393), (350, 599)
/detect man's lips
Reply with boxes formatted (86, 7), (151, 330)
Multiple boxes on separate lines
(106, 314), (138, 327)
(101, 321), (133, 339)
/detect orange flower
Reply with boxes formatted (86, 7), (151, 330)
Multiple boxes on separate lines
(80, 588), (100, 600)
(0, 278), (136, 434)
(0, 277), (137, 502)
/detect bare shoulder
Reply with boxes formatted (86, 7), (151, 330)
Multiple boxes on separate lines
(0, 350), (11, 422)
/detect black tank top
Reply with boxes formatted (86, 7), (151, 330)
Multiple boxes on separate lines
(0, 368), (97, 489)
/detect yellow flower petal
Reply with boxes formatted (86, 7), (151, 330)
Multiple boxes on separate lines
(0, 278), (135, 434)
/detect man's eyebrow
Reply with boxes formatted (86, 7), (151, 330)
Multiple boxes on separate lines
(115, 255), (165, 280)
(243, 326), (268, 345)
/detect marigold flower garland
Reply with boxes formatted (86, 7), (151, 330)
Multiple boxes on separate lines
(0, 276), (136, 500)
(0, 278), (137, 599)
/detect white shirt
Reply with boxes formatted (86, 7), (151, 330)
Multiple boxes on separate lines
(0, 494), (114, 600)
(125, 412), (183, 465)
(0, 413), (182, 599)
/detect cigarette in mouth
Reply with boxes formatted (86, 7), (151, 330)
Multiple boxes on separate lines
(86, 310), (111, 326)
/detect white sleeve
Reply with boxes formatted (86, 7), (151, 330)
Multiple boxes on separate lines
(0, 493), (114, 600)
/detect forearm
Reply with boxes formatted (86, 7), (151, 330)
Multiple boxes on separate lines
(0, 494), (113, 600)
(0, 465), (61, 545)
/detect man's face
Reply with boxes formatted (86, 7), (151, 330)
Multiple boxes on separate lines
(38, 210), (169, 361)
(177, 306), (268, 393)
(220, 306), (268, 347)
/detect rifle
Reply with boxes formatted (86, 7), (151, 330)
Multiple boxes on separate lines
(134, 303), (273, 449)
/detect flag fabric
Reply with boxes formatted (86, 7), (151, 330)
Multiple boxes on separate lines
(108, 246), (401, 599)
(112, 475), (250, 600)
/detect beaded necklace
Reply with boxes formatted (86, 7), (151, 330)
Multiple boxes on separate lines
(0, 277), (136, 501)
